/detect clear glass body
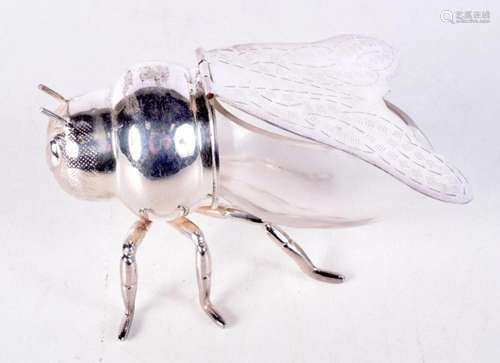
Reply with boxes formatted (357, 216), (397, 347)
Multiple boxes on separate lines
(216, 109), (419, 228)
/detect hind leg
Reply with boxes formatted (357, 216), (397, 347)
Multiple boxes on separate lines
(198, 206), (345, 283)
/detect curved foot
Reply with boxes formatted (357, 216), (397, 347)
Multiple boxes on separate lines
(117, 313), (134, 341)
(311, 268), (345, 284)
(264, 223), (346, 285)
(202, 302), (226, 328)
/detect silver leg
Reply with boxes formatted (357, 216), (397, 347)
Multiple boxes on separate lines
(264, 223), (345, 283)
(198, 206), (345, 284)
(118, 218), (151, 341)
(170, 216), (226, 328)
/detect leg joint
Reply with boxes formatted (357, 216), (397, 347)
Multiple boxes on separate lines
(192, 231), (208, 253)
(122, 242), (137, 258)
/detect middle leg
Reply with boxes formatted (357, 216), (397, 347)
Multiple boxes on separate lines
(170, 216), (226, 328)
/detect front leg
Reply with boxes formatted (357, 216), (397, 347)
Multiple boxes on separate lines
(198, 206), (345, 284)
(170, 216), (226, 328)
(118, 218), (151, 341)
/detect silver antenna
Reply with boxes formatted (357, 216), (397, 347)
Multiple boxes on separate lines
(40, 107), (69, 124)
(38, 84), (67, 102)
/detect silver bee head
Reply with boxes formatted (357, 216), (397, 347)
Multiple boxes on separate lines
(42, 88), (116, 201)
(40, 62), (217, 219)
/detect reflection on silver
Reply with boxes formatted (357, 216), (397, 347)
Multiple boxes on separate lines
(174, 123), (197, 158)
(64, 138), (79, 159)
(127, 124), (143, 162)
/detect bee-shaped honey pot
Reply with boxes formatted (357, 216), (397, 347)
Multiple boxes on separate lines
(40, 35), (471, 340)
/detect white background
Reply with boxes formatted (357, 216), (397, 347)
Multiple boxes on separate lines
(1, 1), (499, 362)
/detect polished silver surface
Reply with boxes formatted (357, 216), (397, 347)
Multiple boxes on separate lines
(198, 206), (344, 283)
(170, 216), (226, 328)
(111, 63), (215, 218)
(118, 218), (151, 340)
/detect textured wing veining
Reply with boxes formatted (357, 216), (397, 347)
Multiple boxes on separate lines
(205, 34), (471, 203)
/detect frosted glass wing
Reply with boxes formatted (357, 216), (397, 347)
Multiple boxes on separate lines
(206, 34), (471, 204)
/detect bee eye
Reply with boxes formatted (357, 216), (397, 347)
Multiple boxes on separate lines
(48, 138), (62, 167)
